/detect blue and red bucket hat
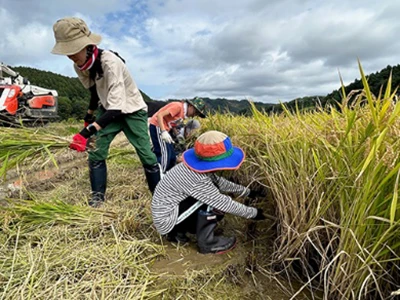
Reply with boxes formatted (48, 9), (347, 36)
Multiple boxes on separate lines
(182, 131), (245, 173)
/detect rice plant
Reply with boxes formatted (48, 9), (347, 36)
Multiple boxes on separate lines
(0, 127), (70, 179)
(201, 61), (400, 299)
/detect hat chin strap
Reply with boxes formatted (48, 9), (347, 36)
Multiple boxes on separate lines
(78, 45), (99, 71)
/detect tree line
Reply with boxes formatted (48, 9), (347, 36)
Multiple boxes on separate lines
(11, 63), (400, 120)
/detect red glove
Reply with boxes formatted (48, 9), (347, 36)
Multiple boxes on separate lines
(69, 133), (88, 152)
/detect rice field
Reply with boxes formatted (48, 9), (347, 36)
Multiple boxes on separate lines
(0, 62), (399, 299)
(201, 63), (400, 299)
(0, 123), (287, 299)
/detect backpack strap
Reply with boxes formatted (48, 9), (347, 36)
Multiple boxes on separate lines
(89, 48), (104, 81)
(109, 50), (126, 63)
(89, 49), (126, 82)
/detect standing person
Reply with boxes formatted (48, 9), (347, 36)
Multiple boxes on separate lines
(148, 98), (206, 173)
(151, 130), (266, 254)
(51, 17), (161, 207)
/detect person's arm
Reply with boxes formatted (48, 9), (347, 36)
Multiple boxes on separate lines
(93, 110), (122, 130)
(156, 109), (172, 132)
(88, 85), (99, 111)
(211, 174), (250, 197)
(83, 85), (99, 127)
(189, 177), (257, 219)
(156, 106), (182, 144)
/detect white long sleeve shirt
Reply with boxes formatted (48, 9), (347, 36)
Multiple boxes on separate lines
(151, 163), (257, 235)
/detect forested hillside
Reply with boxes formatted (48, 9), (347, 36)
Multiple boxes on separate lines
(11, 63), (400, 120)
(325, 64), (400, 106)
(11, 66), (278, 120)
(282, 64), (400, 112)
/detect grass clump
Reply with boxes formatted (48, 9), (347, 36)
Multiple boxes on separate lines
(0, 127), (70, 179)
(0, 225), (165, 299)
(200, 61), (400, 299)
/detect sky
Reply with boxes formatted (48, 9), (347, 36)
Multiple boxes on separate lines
(1, 0), (399, 103)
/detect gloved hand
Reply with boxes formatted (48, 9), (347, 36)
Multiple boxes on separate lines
(253, 208), (266, 220)
(161, 130), (174, 144)
(86, 136), (97, 150)
(212, 208), (225, 216)
(79, 124), (98, 139)
(83, 113), (96, 127)
(69, 133), (88, 152)
(248, 189), (267, 199)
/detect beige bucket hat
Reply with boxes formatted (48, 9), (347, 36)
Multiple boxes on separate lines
(51, 17), (102, 55)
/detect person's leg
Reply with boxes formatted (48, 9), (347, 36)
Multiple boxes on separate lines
(149, 124), (162, 165)
(88, 116), (122, 207)
(196, 208), (236, 254)
(122, 110), (160, 193)
(149, 123), (178, 174)
(155, 125), (170, 173)
(165, 142), (177, 172)
(88, 160), (107, 207)
(167, 197), (205, 243)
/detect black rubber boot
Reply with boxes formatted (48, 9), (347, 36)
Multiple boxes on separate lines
(166, 230), (190, 243)
(88, 160), (107, 207)
(143, 163), (161, 194)
(196, 210), (236, 254)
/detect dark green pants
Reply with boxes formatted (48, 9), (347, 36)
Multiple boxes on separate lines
(89, 109), (157, 166)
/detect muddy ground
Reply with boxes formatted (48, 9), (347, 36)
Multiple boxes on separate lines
(0, 132), (310, 299)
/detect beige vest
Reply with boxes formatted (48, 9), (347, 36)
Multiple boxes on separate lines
(74, 51), (147, 114)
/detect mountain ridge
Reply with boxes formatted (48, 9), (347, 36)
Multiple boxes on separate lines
(10, 63), (400, 120)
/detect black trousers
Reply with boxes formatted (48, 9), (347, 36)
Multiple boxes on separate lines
(173, 197), (206, 234)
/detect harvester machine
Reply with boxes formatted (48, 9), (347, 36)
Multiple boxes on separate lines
(0, 62), (58, 125)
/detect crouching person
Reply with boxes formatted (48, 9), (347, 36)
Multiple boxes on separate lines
(151, 130), (266, 254)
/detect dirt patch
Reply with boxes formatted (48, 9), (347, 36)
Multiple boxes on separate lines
(150, 226), (299, 299)
(151, 239), (244, 276)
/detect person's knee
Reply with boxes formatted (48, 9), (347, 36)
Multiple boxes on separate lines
(89, 152), (108, 161)
(140, 154), (158, 167)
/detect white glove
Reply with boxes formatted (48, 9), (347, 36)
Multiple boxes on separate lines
(161, 130), (174, 144)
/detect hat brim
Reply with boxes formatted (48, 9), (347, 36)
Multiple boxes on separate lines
(182, 146), (245, 173)
(51, 33), (102, 55)
(196, 111), (206, 118)
(186, 99), (206, 118)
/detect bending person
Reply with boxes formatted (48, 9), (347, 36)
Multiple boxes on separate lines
(51, 17), (160, 207)
(148, 98), (206, 173)
(151, 130), (266, 254)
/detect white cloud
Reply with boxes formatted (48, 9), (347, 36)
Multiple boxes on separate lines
(0, 0), (398, 103)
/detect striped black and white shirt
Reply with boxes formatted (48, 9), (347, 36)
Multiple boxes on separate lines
(151, 163), (258, 235)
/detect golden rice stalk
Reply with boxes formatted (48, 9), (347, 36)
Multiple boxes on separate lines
(0, 127), (70, 179)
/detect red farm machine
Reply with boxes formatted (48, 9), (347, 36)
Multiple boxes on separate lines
(0, 62), (58, 125)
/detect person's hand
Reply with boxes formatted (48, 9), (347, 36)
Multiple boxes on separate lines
(86, 136), (97, 150)
(69, 133), (88, 152)
(253, 208), (266, 221)
(83, 113), (96, 127)
(212, 208), (225, 216)
(161, 130), (174, 143)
